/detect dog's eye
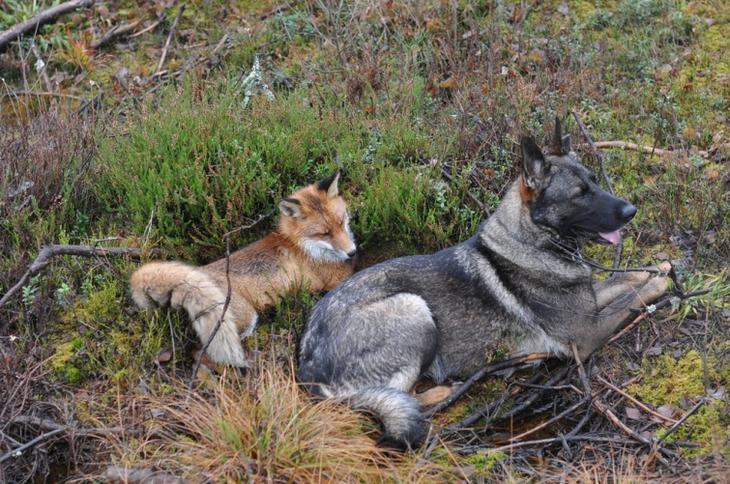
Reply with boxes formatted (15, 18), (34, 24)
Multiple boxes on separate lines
(316, 230), (331, 237)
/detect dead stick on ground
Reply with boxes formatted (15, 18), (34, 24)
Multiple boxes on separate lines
(0, 244), (161, 314)
(571, 344), (675, 465)
(104, 466), (184, 484)
(130, 16), (165, 38)
(91, 20), (140, 50)
(156, 4), (185, 75)
(0, 0), (96, 52)
(0, 416), (140, 464)
(657, 400), (705, 444)
(509, 395), (591, 442)
(591, 140), (709, 159)
(596, 374), (678, 425)
(425, 352), (551, 418)
(0, 428), (65, 464)
(608, 289), (710, 344)
(2, 91), (86, 101)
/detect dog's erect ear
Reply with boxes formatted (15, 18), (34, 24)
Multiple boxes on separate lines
(317, 170), (340, 198)
(521, 136), (547, 189)
(279, 197), (302, 218)
(551, 116), (572, 155)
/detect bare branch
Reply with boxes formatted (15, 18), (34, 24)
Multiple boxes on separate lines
(0, 244), (162, 315)
(104, 466), (184, 484)
(91, 20), (140, 50)
(591, 140), (709, 159)
(156, 4), (185, 75)
(424, 352), (551, 417)
(0, 0), (96, 52)
(596, 375), (679, 425)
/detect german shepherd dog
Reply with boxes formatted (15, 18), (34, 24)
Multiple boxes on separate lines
(298, 120), (670, 449)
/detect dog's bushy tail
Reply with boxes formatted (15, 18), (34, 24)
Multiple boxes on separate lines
(130, 261), (248, 367)
(349, 387), (428, 449)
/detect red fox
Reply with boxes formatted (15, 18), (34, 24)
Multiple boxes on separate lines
(130, 171), (356, 367)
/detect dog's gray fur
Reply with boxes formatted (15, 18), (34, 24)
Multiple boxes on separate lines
(298, 120), (669, 449)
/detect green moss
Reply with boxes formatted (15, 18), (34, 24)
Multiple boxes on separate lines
(466, 450), (507, 478)
(631, 351), (730, 455)
(631, 351), (711, 405)
(51, 336), (86, 384)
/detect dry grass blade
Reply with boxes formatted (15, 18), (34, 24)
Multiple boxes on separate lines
(105, 362), (456, 482)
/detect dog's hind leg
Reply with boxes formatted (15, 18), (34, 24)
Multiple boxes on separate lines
(314, 293), (440, 448)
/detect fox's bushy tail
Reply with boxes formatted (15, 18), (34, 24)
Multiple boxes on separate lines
(130, 262), (249, 367)
(348, 386), (428, 449)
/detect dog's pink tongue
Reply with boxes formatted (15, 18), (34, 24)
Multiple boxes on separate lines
(599, 230), (622, 245)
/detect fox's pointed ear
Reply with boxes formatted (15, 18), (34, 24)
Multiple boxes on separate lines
(279, 197), (302, 218)
(317, 170), (340, 198)
(551, 116), (572, 155)
(521, 136), (547, 189)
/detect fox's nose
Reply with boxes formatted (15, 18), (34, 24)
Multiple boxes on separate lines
(346, 249), (357, 259)
(621, 204), (637, 221)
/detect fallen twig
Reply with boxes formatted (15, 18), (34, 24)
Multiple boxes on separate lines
(448, 372), (546, 430)
(591, 140), (709, 159)
(509, 395), (591, 442)
(657, 400), (705, 444)
(425, 352), (551, 418)
(0, 0), (96, 52)
(596, 374), (678, 425)
(474, 434), (639, 454)
(156, 4), (185, 75)
(1, 90), (86, 101)
(130, 16), (165, 38)
(0, 415), (136, 464)
(91, 20), (140, 50)
(7, 415), (131, 435)
(0, 428), (65, 464)
(493, 366), (572, 422)
(104, 466), (184, 484)
(608, 289), (710, 344)
(0, 244), (161, 315)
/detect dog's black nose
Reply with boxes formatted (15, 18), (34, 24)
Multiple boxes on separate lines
(621, 204), (637, 221)
(347, 249), (357, 258)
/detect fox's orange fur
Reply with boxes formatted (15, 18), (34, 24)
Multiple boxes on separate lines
(130, 172), (356, 367)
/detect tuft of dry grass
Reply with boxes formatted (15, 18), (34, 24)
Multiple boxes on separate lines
(0, 109), (95, 218)
(101, 357), (461, 482)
